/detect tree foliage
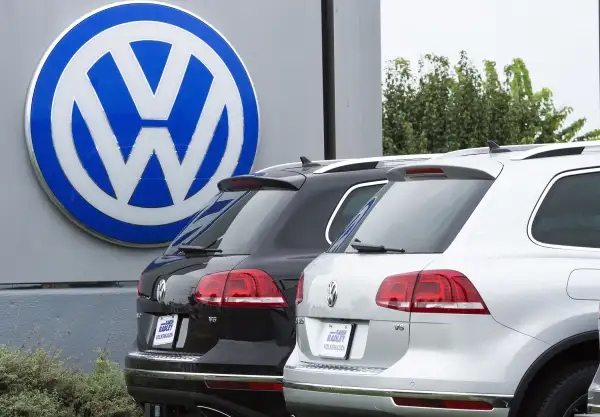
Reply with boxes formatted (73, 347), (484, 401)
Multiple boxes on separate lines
(382, 51), (600, 155)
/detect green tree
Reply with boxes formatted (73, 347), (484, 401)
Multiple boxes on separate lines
(382, 51), (600, 155)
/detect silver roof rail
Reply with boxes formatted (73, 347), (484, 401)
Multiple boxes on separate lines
(511, 140), (600, 161)
(254, 162), (301, 173)
(435, 144), (546, 159)
(313, 154), (440, 174)
(254, 158), (346, 173)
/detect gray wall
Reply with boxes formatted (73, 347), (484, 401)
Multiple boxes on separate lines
(1, 288), (136, 369)
(0, 0), (380, 370)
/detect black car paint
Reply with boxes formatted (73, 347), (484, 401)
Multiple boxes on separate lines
(125, 167), (388, 416)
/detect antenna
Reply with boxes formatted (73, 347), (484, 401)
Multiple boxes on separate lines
(487, 140), (511, 154)
(300, 156), (320, 167)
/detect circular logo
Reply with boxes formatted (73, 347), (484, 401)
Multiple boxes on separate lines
(26, 2), (259, 247)
(327, 281), (338, 308)
(156, 279), (167, 302)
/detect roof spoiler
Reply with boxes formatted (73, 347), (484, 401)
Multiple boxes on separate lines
(218, 175), (302, 191)
(387, 164), (497, 182)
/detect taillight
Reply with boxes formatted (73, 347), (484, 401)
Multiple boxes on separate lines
(375, 272), (416, 312)
(393, 397), (492, 410)
(223, 270), (288, 307)
(194, 272), (228, 305)
(194, 270), (288, 308)
(295, 273), (304, 305)
(405, 167), (446, 177)
(137, 279), (143, 297)
(229, 178), (261, 189)
(376, 270), (489, 315)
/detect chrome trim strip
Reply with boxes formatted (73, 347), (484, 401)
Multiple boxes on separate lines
(127, 350), (200, 362)
(125, 368), (282, 383)
(324, 180), (388, 244)
(527, 167), (600, 253)
(314, 154), (440, 174)
(255, 158), (346, 173)
(283, 381), (512, 409)
(589, 403), (600, 413)
(295, 361), (384, 374)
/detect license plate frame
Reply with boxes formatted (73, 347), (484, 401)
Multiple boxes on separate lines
(152, 314), (178, 347)
(318, 322), (356, 360)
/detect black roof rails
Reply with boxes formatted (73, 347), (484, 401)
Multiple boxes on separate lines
(300, 156), (321, 168)
(487, 140), (511, 154)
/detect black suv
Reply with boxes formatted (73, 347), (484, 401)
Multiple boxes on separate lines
(125, 155), (433, 417)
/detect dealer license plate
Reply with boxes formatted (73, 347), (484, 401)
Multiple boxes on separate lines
(152, 315), (178, 347)
(319, 323), (354, 359)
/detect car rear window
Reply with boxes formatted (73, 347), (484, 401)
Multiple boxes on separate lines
(165, 189), (295, 255)
(327, 182), (386, 243)
(329, 178), (492, 254)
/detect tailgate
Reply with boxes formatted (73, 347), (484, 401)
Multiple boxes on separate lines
(136, 254), (247, 354)
(296, 253), (436, 369)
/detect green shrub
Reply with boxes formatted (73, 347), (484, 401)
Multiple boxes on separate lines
(382, 51), (600, 155)
(0, 346), (141, 417)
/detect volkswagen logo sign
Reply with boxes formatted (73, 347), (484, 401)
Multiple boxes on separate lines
(156, 279), (167, 302)
(327, 281), (338, 308)
(26, 2), (259, 247)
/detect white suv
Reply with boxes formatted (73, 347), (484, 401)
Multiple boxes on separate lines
(284, 141), (600, 417)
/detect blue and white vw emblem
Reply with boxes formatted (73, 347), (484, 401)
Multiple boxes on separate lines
(26, 2), (259, 246)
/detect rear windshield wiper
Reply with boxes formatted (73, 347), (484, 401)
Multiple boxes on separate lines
(350, 242), (406, 254)
(177, 245), (223, 255)
(177, 235), (224, 255)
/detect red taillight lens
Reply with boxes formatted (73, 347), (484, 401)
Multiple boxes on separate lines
(194, 270), (287, 308)
(229, 179), (260, 189)
(137, 279), (143, 297)
(375, 272), (417, 312)
(194, 272), (228, 305)
(412, 270), (489, 314)
(393, 397), (493, 410)
(405, 167), (445, 176)
(295, 273), (304, 305)
(223, 270), (288, 308)
(376, 270), (489, 315)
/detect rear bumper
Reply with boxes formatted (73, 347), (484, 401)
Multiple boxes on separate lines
(125, 351), (288, 417)
(284, 382), (511, 417)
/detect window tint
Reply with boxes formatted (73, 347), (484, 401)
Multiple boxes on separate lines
(327, 183), (385, 242)
(329, 179), (492, 254)
(531, 171), (600, 248)
(165, 189), (295, 255)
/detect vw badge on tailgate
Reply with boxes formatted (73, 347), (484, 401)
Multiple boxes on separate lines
(327, 281), (338, 307)
(156, 279), (167, 302)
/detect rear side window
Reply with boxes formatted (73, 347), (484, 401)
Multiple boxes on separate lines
(329, 179), (492, 254)
(327, 182), (386, 243)
(531, 171), (600, 248)
(165, 189), (295, 255)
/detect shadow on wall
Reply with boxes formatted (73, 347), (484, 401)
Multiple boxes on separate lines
(0, 287), (136, 371)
